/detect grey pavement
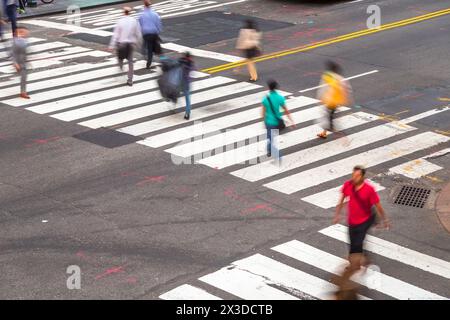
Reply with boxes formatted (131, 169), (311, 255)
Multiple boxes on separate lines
(0, 0), (449, 300)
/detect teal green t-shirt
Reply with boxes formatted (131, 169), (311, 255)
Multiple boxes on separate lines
(262, 91), (286, 126)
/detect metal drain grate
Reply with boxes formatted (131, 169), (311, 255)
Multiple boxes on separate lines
(394, 186), (431, 208)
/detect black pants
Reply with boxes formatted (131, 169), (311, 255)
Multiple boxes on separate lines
(348, 213), (375, 254)
(143, 34), (159, 68)
(327, 108), (336, 132)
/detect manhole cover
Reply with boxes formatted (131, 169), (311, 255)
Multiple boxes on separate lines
(394, 186), (431, 208)
(73, 127), (142, 148)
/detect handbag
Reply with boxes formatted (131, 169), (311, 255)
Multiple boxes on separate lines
(267, 95), (286, 131)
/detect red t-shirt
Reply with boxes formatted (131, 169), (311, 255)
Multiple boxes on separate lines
(341, 180), (380, 226)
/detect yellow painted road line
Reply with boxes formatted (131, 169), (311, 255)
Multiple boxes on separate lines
(203, 7), (450, 74)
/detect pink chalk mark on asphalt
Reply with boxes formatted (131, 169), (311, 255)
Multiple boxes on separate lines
(25, 136), (61, 148)
(126, 277), (137, 284)
(242, 204), (274, 214)
(95, 266), (125, 280)
(136, 175), (166, 186)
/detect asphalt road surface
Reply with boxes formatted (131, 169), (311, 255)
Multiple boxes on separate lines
(0, 0), (449, 300)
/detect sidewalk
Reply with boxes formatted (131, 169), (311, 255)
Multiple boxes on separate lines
(18, 0), (131, 19)
(436, 182), (450, 233)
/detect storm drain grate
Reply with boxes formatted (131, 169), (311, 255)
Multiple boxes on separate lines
(394, 186), (431, 208)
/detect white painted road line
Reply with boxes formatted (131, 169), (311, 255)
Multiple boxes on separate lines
(147, 96), (319, 157)
(5, 63), (153, 107)
(79, 79), (251, 129)
(273, 240), (447, 300)
(232, 254), (369, 300)
(231, 117), (414, 183)
(122, 89), (294, 137)
(389, 158), (443, 179)
(263, 132), (449, 194)
(159, 284), (222, 300)
(301, 179), (385, 209)
(0, 62), (148, 99)
(137, 92), (278, 148)
(299, 70), (379, 93)
(320, 224), (450, 280)
(199, 265), (299, 300)
(0, 59), (117, 88)
(198, 111), (373, 169)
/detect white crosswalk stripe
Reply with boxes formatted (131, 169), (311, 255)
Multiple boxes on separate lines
(1, 38), (449, 213)
(160, 231), (449, 300)
(2, 37), (449, 301)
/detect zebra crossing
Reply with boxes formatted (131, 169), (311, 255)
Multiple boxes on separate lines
(1, 37), (449, 209)
(159, 224), (450, 300)
(48, 0), (249, 30)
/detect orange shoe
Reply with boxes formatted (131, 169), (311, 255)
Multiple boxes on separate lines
(317, 132), (327, 139)
(20, 93), (30, 99)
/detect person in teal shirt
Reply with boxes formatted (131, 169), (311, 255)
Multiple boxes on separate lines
(262, 80), (294, 162)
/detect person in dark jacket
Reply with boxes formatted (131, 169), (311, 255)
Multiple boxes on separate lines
(178, 52), (194, 120)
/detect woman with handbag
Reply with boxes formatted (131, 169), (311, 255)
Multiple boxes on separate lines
(236, 19), (261, 82)
(262, 80), (295, 163)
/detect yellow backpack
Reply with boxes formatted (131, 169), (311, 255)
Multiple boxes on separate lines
(321, 72), (348, 109)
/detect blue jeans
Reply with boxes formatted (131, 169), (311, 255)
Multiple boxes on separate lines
(182, 81), (191, 115)
(6, 4), (17, 37)
(266, 124), (281, 160)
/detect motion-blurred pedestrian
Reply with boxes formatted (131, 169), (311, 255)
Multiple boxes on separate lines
(262, 80), (295, 164)
(12, 25), (29, 99)
(109, 6), (142, 86)
(3, 0), (18, 37)
(178, 52), (194, 120)
(332, 165), (390, 299)
(317, 61), (352, 139)
(236, 19), (261, 82)
(139, 0), (162, 69)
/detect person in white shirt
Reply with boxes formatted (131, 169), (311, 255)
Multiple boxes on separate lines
(108, 7), (142, 86)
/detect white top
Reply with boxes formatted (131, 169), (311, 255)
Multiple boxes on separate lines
(236, 29), (261, 50)
(109, 15), (142, 49)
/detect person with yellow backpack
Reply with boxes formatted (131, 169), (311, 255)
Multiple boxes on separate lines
(317, 61), (353, 139)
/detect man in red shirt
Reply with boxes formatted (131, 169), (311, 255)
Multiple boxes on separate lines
(332, 165), (390, 299)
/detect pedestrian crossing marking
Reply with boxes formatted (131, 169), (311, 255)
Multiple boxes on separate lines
(200, 264), (300, 300)
(0, 37), (448, 213)
(131, 95), (320, 150)
(389, 158), (443, 179)
(160, 231), (450, 300)
(231, 118), (417, 183)
(197, 111), (376, 169)
(272, 240), (447, 300)
(79, 81), (261, 129)
(263, 132), (449, 195)
(137, 92), (286, 148)
(301, 179), (385, 209)
(320, 224), (450, 279)
(159, 284), (222, 300)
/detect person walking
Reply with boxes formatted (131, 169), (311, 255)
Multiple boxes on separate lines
(236, 19), (261, 82)
(108, 6), (142, 86)
(4, 0), (18, 37)
(12, 25), (29, 99)
(139, 0), (162, 70)
(317, 61), (352, 139)
(332, 165), (390, 299)
(262, 80), (295, 164)
(178, 52), (194, 120)
(0, 1), (5, 42)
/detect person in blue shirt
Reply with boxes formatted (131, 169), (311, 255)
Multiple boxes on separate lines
(3, 0), (18, 37)
(138, 0), (162, 69)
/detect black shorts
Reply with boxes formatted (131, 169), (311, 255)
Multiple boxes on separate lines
(244, 47), (260, 59)
(348, 213), (376, 254)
